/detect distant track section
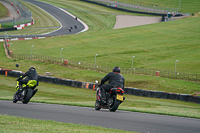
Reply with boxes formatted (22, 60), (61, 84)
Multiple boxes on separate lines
(0, 0), (86, 38)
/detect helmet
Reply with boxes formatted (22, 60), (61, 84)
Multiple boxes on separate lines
(113, 66), (120, 73)
(29, 67), (36, 71)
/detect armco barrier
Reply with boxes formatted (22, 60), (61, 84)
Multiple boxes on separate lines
(7, 71), (23, 77)
(123, 87), (200, 104)
(0, 69), (199, 104)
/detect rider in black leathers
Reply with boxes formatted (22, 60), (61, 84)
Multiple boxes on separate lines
(99, 66), (125, 103)
(16, 67), (39, 95)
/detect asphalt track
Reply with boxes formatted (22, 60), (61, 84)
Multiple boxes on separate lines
(0, 100), (200, 133)
(0, 0), (85, 38)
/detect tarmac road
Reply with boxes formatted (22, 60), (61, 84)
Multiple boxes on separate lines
(0, 0), (85, 38)
(0, 100), (200, 133)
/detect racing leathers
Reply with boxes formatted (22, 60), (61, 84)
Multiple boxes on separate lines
(99, 72), (125, 102)
(17, 67), (39, 90)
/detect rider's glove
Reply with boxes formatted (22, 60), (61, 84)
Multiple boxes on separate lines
(17, 76), (22, 81)
(17, 78), (21, 81)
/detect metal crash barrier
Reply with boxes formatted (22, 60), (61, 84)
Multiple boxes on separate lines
(0, 69), (199, 104)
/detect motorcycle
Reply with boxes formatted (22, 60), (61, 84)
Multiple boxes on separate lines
(13, 79), (38, 104)
(95, 85), (125, 112)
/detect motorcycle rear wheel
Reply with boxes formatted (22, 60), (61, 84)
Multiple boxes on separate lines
(22, 88), (33, 104)
(109, 96), (120, 112)
(95, 100), (101, 110)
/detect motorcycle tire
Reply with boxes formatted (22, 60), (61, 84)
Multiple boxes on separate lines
(109, 96), (120, 112)
(95, 100), (101, 110)
(13, 94), (18, 103)
(22, 88), (33, 104)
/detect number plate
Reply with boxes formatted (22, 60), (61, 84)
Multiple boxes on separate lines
(116, 94), (123, 101)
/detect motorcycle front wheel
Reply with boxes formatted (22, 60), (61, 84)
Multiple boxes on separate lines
(13, 94), (18, 103)
(109, 96), (120, 112)
(95, 100), (101, 110)
(22, 88), (33, 104)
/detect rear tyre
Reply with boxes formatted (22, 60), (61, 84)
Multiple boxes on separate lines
(95, 100), (101, 110)
(22, 88), (33, 104)
(32, 89), (38, 97)
(109, 96), (120, 112)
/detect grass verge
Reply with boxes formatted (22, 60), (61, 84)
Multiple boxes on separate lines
(0, 2), (8, 18)
(0, 114), (137, 133)
(114, 0), (200, 14)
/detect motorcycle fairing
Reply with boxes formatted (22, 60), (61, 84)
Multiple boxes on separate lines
(27, 80), (37, 87)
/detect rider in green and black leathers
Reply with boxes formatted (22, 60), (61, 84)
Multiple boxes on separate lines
(16, 67), (39, 95)
(99, 66), (125, 103)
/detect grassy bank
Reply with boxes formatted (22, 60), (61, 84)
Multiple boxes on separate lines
(1, 43), (200, 96)
(1, 75), (200, 119)
(0, 0), (199, 95)
(95, 0), (200, 14)
(6, 15), (200, 74)
(2, 0), (199, 74)
(0, 115), (137, 133)
(0, 2), (8, 18)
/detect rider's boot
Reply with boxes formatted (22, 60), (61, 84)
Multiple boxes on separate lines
(101, 88), (106, 104)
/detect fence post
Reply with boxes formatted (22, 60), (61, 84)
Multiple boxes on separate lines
(171, 71), (173, 79)
(196, 74), (197, 82)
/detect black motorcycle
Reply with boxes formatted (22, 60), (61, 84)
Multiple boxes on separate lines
(95, 86), (125, 112)
(13, 80), (38, 104)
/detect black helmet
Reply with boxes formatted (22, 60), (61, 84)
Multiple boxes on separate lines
(113, 66), (120, 73)
(29, 67), (36, 71)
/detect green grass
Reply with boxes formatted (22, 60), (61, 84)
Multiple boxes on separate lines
(0, 3), (8, 18)
(0, 75), (200, 119)
(104, 0), (200, 14)
(0, 2), (9, 28)
(0, 0), (199, 95)
(0, 115), (137, 133)
(2, 0), (199, 75)
(1, 44), (200, 96)
(8, 15), (200, 74)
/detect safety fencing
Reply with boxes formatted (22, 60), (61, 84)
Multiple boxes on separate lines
(80, 0), (179, 15)
(0, 69), (199, 104)
(0, 0), (32, 28)
(3, 40), (200, 82)
(7, 52), (200, 83)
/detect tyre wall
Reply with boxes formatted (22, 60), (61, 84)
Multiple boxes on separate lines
(0, 69), (199, 104)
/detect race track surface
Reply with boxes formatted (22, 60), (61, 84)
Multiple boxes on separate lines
(0, 0), (85, 38)
(1, 100), (200, 133)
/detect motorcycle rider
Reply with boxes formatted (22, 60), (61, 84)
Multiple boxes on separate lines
(99, 66), (125, 103)
(16, 67), (39, 95)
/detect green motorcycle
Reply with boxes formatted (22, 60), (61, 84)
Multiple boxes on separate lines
(13, 79), (38, 104)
